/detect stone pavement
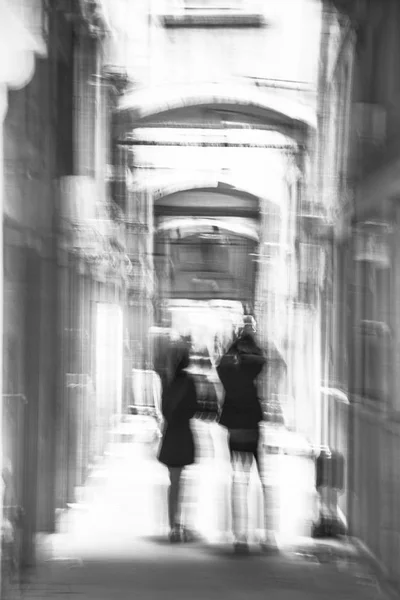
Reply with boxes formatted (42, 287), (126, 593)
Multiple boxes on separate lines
(19, 537), (391, 600)
(16, 438), (396, 600)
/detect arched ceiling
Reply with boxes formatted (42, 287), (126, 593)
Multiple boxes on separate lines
(115, 80), (316, 144)
(156, 216), (259, 242)
(154, 187), (261, 220)
(130, 173), (286, 209)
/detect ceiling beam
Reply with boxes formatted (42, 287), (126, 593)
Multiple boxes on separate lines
(154, 205), (260, 220)
(118, 139), (297, 150)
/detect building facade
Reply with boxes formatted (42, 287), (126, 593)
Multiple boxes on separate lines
(347, 0), (400, 585)
(108, 0), (326, 440)
(9, 0), (400, 583)
(1, 0), (128, 570)
(321, 0), (400, 587)
(313, 0), (356, 529)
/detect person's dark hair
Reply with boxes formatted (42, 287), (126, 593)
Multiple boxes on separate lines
(235, 329), (263, 356)
(238, 332), (256, 345)
(172, 340), (190, 374)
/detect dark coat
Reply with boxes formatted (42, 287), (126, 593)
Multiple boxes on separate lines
(158, 369), (199, 468)
(217, 334), (266, 430)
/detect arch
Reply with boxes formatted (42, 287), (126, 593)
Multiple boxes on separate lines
(156, 216), (259, 242)
(155, 185), (260, 204)
(155, 187), (259, 220)
(129, 173), (284, 208)
(117, 80), (317, 132)
(153, 178), (230, 201)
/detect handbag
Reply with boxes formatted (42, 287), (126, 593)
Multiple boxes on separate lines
(229, 428), (259, 446)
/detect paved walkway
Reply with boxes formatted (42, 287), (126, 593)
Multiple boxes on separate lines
(17, 438), (394, 600)
(20, 543), (387, 600)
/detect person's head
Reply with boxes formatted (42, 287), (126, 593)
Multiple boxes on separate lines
(242, 315), (256, 333)
(236, 315), (257, 341)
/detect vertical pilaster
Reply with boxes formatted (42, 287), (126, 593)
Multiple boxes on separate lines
(0, 84), (7, 580)
(21, 248), (41, 567)
(393, 210), (400, 413)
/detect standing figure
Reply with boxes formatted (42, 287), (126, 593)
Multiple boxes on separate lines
(158, 341), (199, 543)
(217, 317), (275, 553)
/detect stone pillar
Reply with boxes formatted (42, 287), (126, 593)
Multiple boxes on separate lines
(0, 83), (6, 579)
(392, 209), (400, 414)
(0, 0), (46, 568)
(125, 183), (153, 371)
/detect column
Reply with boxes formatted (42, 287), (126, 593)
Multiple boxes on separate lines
(0, 84), (6, 579)
(0, 0), (46, 567)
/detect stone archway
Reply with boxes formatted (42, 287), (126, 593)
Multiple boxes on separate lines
(154, 212), (259, 306)
(116, 79), (316, 142)
(116, 81), (310, 411)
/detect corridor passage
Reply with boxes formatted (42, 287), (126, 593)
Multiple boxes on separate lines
(20, 437), (389, 600)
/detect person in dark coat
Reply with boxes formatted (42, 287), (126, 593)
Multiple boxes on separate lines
(217, 316), (276, 553)
(217, 319), (265, 466)
(158, 341), (199, 542)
